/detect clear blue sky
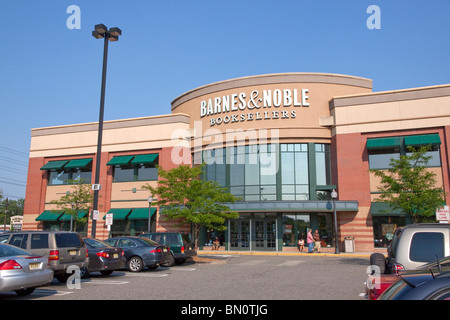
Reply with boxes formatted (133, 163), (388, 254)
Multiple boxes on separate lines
(0, 0), (449, 200)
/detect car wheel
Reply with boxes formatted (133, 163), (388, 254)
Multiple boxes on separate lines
(55, 272), (70, 283)
(80, 267), (90, 279)
(160, 254), (175, 267)
(175, 258), (186, 265)
(15, 288), (35, 296)
(370, 253), (386, 274)
(128, 256), (144, 272)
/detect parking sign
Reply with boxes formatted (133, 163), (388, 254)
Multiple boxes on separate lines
(436, 206), (449, 222)
(105, 213), (113, 226)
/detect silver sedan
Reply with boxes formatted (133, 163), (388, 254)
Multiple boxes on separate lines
(0, 243), (54, 296)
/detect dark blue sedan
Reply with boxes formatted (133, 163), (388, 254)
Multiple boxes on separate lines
(104, 236), (171, 272)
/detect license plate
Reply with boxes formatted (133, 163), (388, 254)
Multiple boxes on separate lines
(69, 250), (77, 256)
(163, 248), (167, 252)
(29, 263), (40, 270)
(113, 254), (118, 259)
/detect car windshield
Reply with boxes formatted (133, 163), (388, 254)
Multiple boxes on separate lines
(0, 243), (32, 257)
(85, 238), (110, 248)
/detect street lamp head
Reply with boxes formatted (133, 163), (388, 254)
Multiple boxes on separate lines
(95, 24), (108, 34)
(108, 34), (119, 42)
(92, 30), (104, 39)
(109, 27), (122, 36)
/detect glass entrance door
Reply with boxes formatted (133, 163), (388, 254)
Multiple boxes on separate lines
(230, 219), (250, 250)
(253, 218), (277, 251)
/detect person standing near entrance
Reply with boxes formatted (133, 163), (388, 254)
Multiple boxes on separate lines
(307, 229), (314, 253)
(313, 230), (321, 253)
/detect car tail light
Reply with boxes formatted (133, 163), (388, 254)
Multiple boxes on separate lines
(392, 263), (405, 275)
(150, 248), (162, 253)
(86, 248), (89, 258)
(0, 260), (23, 270)
(96, 252), (110, 258)
(120, 250), (125, 257)
(49, 250), (59, 261)
(181, 246), (185, 253)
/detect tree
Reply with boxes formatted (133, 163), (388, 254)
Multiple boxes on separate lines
(371, 145), (446, 223)
(49, 179), (94, 231)
(142, 165), (240, 248)
(1, 197), (24, 231)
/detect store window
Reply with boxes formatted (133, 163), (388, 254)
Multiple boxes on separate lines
(280, 144), (309, 200)
(282, 214), (310, 247)
(112, 155), (158, 182)
(368, 149), (400, 169)
(48, 166), (92, 185)
(372, 216), (405, 248)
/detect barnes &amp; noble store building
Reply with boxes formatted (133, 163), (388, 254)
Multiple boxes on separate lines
(23, 73), (450, 252)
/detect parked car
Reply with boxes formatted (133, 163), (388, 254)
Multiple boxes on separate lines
(378, 265), (450, 300)
(140, 232), (196, 265)
(370, 223), (450, 275)
(366, 255), (450, 300)
(3, 231), (88, 283)
(81, 238), (126, 278)
(104, 236), (171, 272)
(0, 243), (53, 296)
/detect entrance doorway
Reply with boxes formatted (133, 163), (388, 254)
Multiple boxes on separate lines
(230, 218), (250, 250)
(229, 213), (277, 251)
(253, 218), (277, 251)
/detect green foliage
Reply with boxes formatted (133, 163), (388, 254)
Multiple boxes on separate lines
(371, 146), (446, 223)
(142, 165), (240, 246)
(49, 179), (94, 225)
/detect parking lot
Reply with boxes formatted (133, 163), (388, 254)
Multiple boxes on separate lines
(0, 254), (370, 301)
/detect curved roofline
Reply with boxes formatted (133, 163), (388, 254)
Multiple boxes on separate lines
(171, 72), (372, 111)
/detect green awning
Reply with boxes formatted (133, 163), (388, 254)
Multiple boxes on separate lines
(40, 160), (69, 170)
(128, 208), (156, 220)
(35, 210), (64, 221)
(64, 158), (92, 169)
(370, 202), (404, 216)
(103, 208), (131, 220)
(106, 156), (134, 166)
(59, 210), (88, 221)
(130, 154), (158, 165)
(404, 134), (441, 147)
(367, 137), (401, 150)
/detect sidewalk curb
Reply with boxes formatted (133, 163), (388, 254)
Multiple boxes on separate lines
(198, 251), (373, 258)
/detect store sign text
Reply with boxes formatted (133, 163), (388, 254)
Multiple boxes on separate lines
(200, 89), (309, 126)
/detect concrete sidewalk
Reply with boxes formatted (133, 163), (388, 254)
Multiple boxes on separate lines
(198, 250), (377, 258)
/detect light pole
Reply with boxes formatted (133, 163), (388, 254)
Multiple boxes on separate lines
(147, 196), (153, 233)
(91, 24), (121, 238)
(331, 189), (340, 254)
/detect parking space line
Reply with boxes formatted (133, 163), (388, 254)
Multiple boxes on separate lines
(124, 273), (169, 277)
(82, 279), (129, 285)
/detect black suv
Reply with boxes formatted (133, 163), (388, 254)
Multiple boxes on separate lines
(4, 231), (88, 282)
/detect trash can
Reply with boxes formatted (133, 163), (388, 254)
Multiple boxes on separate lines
(344, 236), (355, 253)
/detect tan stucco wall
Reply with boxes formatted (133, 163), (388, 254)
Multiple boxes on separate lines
(332, 84), (450, 135)
(29, 114), (191, 158)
